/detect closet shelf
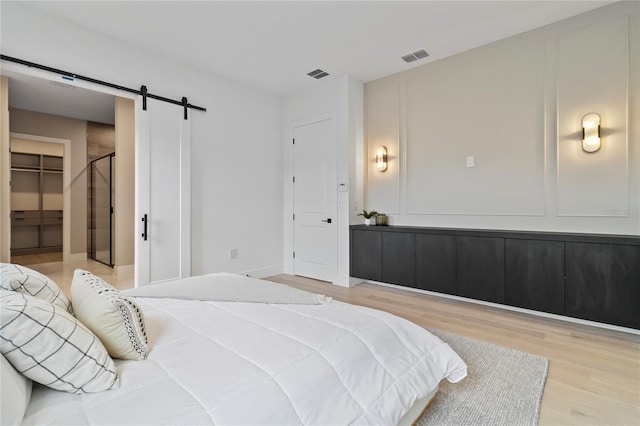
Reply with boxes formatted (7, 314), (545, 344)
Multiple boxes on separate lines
(11, 167), (40, 173)
(10, 152), (64, 256)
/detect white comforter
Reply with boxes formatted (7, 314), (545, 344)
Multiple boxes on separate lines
(23, 280), (466, 425)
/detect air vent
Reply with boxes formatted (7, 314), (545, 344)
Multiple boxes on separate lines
(401, 49), (430, 64)
(307, 68), (330, 79)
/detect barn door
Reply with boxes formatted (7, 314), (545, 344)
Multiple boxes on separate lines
(135, 98), (190, 286)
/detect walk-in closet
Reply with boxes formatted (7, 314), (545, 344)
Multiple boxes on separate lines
(10, 142), (63, 256)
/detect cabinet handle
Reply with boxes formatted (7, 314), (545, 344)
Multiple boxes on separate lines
(321, 218), (332, 224)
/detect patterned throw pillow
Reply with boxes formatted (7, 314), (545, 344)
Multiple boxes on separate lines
(0, 290), (118, 394)
(71, 270), (148, 360)
(0, 263), (73, 314)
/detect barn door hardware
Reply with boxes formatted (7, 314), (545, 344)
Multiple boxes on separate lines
(141, 85), (148, 111)
(1, 54), (206, 117)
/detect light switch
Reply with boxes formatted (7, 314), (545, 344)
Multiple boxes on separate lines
(466, 156), (475, 168)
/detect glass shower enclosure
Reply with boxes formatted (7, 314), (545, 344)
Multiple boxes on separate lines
(89, 153), (115, 267)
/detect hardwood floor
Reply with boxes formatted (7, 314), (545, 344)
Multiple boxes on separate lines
(267, 274), (640, 426)
(10, 254), (133, 297)
(10, 258), (639, 425)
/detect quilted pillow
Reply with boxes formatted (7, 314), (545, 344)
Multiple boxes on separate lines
(71, 270), (148, 360)
(0, 290), (118, 394)
(0, 263), (72, 314)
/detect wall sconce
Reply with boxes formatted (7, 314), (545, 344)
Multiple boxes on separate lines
(376, 146), (388, 172)
(582, 113), (601, 153)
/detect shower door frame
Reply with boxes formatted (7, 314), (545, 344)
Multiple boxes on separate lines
(89, 152), (115, 267)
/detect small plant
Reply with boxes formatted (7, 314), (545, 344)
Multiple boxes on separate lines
(357, 210), (379, 219)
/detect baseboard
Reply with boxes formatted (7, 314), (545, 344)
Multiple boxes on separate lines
(240, 264), (284, 279)
(65, 253), (87, 262)
(366, 280), (640, 336)
(115, 264), (134, 276)
(332, 275), (362, 288)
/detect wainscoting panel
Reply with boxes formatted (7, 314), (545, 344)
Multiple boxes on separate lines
(557, 16), (629, 217)
(365, 82), (400, 214)
(404, 41), (546, 216)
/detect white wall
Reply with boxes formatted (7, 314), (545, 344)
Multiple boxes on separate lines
(283, 76), (363, 286)
(364, 1), (639, 235)
(1, 1), (284, 276)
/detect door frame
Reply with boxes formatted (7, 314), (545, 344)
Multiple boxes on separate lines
(8, 133), (72, 261)
(0, 62), (191, 287)
(0, 62), (143, 273)
(286, 113), (338, 282)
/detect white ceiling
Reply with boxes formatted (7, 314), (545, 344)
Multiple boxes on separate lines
(6, 70), (116, 125)
(5, 1), (613, 121)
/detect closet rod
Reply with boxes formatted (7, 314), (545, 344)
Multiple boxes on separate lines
(0, 54), (207, 113)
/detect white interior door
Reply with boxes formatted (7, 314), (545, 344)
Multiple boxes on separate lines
(293, 117), (337, 282)
(135, 98), (190, 286)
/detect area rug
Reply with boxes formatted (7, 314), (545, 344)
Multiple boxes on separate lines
(416, 329), (548, 426)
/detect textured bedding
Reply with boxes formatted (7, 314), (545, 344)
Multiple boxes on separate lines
(122, 272), (330, 305)
(22, 275), (467, 425)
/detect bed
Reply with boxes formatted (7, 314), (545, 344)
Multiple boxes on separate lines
(1, 266), (466, 425)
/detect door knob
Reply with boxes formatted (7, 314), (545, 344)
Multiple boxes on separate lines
(321, 218), (332, 224)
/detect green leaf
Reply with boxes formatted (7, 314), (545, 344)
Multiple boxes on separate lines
(357, 209), (380, 219)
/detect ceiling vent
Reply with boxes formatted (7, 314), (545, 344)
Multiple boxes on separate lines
(401, 49), (430, 63)
(307, 68), (330, 79)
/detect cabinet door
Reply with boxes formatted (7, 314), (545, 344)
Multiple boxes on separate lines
(609, 245), (640, 329)
(382, 232), (415, 287)
(505, 239), (564, 315)
(350, 230), (381, 281)
(457, 236), (505, 303)
(566, 242), (640, 329)
(416, 234), (456, 294)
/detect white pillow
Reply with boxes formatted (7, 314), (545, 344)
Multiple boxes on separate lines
(0, 354), (32, 426)
(0, 290), (118, 394)
(0, 263), (73, 314)
(71, 270), (148, 360)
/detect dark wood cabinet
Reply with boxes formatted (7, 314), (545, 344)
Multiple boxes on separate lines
(456, 236), (505, 303)
(566, 243), (640, 329)
(381, 232), (415, 287)
(350, 225), (640, 329)
(350, 229), (381, 281)
(416, 234), (456, 294)
(505, 239), (565, 315)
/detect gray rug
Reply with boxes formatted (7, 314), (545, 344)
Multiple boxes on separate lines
(416, 329), (548, 426)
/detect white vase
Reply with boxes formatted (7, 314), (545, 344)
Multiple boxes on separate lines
(364, 218), (374, 226)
